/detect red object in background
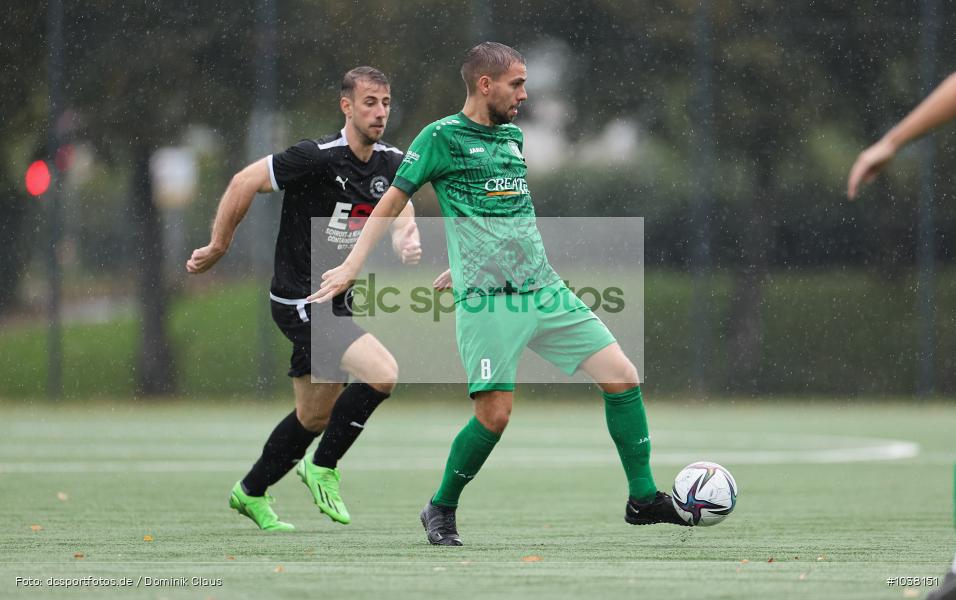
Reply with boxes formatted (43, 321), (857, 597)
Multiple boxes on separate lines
(25, 160), (51, 196)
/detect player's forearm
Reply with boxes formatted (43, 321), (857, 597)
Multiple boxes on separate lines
(344, 187), (409, 268)
(208, 172), (259, 252)
(884, 72), (956, 151)
(390, 202), (416, 245)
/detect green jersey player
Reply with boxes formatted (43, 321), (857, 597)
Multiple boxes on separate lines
(310, 42), (688, 545)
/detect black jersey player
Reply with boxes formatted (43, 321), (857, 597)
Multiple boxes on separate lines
(187, 67), (420, 530)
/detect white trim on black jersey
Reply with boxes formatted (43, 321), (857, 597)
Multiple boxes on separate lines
(317, 132), (349, 150)
(373, 142), (403, 155)
(322, 128), (404, 155)
(267, 154), (280, 192)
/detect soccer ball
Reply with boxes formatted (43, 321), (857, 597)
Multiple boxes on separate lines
(671, 461), (737, 526)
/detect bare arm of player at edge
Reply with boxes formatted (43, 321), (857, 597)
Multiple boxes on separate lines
(186, 161), (416, 275)
(848, 71), (956, 200)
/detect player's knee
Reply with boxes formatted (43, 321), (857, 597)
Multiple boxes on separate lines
(299, 411), (329, 433)
(369, 380), (395, 395)
(368, 356), (398, 394)
(475, 394), (512, 434)
(614, 359), (640, 389)
(480, 410), (510, 434)
(296, 406), (329, 433)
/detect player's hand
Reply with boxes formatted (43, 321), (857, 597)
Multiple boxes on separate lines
(395, 221), (422, 265)
(432, 268), (452, 291)
(307, 262), (358, 304)
(847, 138), (898, 200)
(186, 244), (225, 274)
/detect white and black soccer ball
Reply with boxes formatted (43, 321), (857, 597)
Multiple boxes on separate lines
(671, 461), (737, 526)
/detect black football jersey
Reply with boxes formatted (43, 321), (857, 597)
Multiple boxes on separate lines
(267, 129), (404, 299)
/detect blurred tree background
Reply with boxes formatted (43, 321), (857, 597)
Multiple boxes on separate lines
(2, 0), (955, 398)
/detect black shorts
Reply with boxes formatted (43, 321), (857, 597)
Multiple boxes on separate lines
(270, 290), (366, 381)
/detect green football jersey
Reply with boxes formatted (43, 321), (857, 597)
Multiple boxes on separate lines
(393, 112), (560, 300)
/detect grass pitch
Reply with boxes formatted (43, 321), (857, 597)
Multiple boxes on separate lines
(1, 395), (953, 599)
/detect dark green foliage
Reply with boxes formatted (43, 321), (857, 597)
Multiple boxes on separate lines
(1, 273), (955, 398)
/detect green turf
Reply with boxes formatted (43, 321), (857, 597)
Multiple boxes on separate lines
(1, 396), (953, 599)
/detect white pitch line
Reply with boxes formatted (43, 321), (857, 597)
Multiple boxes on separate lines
(0, 437), (920, 473)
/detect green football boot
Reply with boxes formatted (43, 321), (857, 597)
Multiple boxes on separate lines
(228, 482), (295, 532)
(296, 459), (351, 524)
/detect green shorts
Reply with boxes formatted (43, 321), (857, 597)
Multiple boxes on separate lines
(455, 283), (616, 396)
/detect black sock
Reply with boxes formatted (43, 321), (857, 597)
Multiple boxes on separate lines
(312, 382), (390, 469)
(241, 410), (319, 496)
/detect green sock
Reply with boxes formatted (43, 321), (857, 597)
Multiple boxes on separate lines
(432, 416), (501, 507)
(604, 386), (657, 503)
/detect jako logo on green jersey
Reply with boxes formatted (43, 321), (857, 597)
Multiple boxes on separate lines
(484, 177), (529, 196)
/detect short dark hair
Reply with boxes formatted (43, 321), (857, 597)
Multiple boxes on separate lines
(461, 42), (524, 94)
(341, 66), (389, 98)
